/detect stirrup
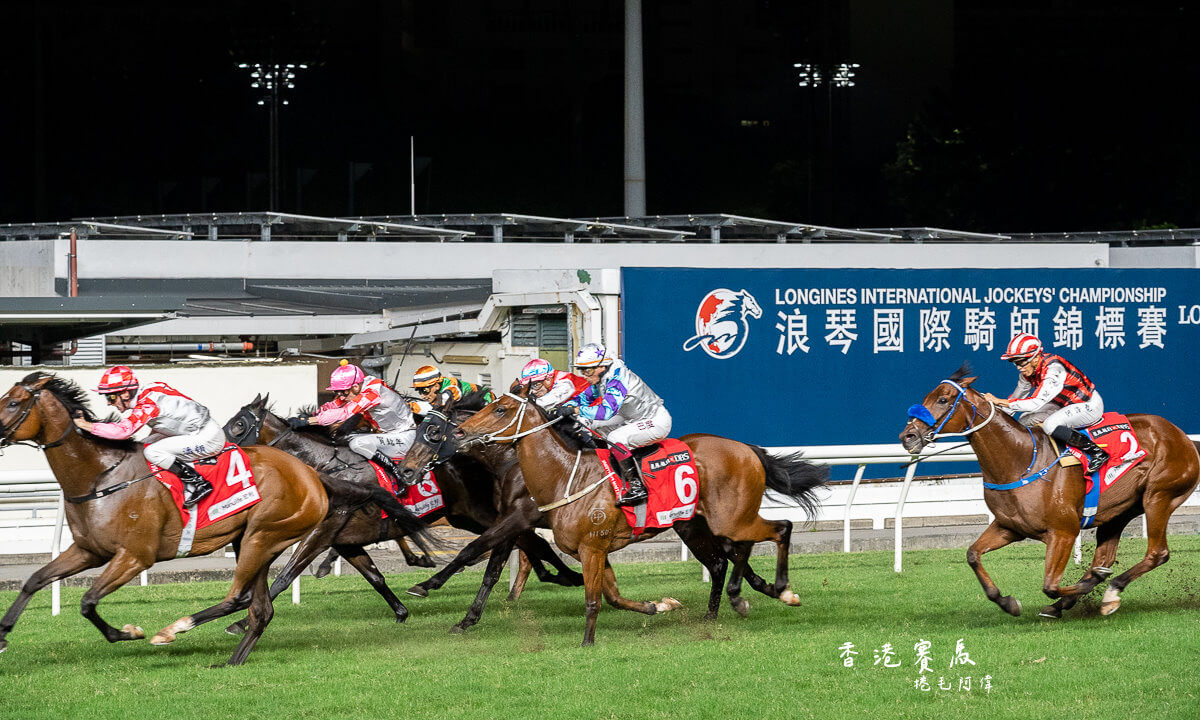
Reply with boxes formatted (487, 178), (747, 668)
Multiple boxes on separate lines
(1085, 452), (1108, 474)
(183, 479), (213, 507)
(615, 480), (648, 507)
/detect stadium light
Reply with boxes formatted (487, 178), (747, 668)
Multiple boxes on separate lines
(240, 62), (308, 211)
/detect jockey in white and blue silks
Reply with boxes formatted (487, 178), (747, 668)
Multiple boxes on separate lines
(561, 343), (671, 507)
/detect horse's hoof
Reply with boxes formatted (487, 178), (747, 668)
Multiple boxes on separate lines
(448, 623), (466, 634)
(0, 640), (7, 654)
(122, 624), (145, 639)
(394, 611), (409, 624)
(149, 632), (174, 646)
(1037, 606), (1062, 620)
(730, 597), (750, 618)
(1093, 566), (1113, 579)
(406, 586), (428, 598)
(224, 621), (247, 636)
(999, 596), (1021, 617)
(413, 557), (437, 569)
(312, 565), (332, 579)
(779, 588), (801, 607)
(1100, 587), (1121, 615)
(703, 610), (719, 621)
(1100, 601), (1121, 615)
(654, 597), (682, 613)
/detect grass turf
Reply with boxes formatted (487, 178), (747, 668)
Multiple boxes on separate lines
(0, 538), (1198, 720)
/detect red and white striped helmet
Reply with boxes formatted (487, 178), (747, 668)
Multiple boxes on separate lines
(1001, 333), (1042, 360)
(94, 365), (140, 395)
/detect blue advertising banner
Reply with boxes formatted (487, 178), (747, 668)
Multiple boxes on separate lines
(621, 268), (1200, 452)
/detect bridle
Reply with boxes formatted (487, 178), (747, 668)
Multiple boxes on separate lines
(0, 384), (77, 452)
(462, 392), (564, 449)
(906, 379), (997, 445)
(227, 404), (293, 448)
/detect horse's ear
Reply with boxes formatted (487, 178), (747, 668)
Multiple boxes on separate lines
(251, 393), (262, 404)
(28, 375), (53, 391)
(260, 392), (270, 406)
(961, 376), (978, 387)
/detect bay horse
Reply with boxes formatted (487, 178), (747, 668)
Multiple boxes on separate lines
(900, 364), (1200, 618)
(0, 372), (330, 665)
(408, 384), (828, 646)
(221, 392), (582, 633)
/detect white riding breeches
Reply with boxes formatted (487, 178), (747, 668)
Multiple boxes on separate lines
(1040, 391), (1105, 435)
(596, 405), (672, 449)
(348, 429), (416, 460)
(143, 418), (226, 469)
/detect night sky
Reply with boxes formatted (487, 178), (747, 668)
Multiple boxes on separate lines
(4, 1), (1199, 233)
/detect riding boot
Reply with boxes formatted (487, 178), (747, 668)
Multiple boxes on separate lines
(1050, 426), (1109, 475)
(612, 453), (648, 507)
(169, 460), (212, 507)
(372, 452), (408, 487)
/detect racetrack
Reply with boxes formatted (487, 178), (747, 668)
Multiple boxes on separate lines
(0, 540), (1197, 719)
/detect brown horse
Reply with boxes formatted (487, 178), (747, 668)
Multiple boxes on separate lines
(899, 365), (1200, 618)
(0, 372), (329, 665)
(422, 384), (828, 646)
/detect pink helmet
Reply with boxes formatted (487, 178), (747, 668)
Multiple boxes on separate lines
(518, 358), (554, 385)
(327, 361), (365, 391)
(95, 365), (139, 394)
(1001, 333), (1042, 360)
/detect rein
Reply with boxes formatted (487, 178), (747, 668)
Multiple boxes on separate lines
(65, 464), (153, 504)
(903, 380), (998, 465)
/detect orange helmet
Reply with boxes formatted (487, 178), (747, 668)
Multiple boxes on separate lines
(95, 366), (139, 395)
(412, 365), (443, 389)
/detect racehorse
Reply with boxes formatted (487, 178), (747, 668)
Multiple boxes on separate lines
(0, 372), (330, 665)
(900, 364), (1200, 618)
(221, 392), (582, 632)
(406, 383), (828, 646)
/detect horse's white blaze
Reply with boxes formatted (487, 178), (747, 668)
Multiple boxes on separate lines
(779, 588), (801, 606)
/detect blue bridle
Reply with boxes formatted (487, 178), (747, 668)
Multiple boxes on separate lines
(906, 379), (976, 442)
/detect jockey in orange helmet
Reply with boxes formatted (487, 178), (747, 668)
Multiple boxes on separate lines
(291, 361), (418, 485)
(411, 365), (494, 411)
(73, 366), (220, 506)
(983, 333), (1109, 473)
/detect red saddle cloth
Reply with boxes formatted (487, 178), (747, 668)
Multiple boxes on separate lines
(152, 443), (261, 530)
(369, 460), (443, 518)
(1066, 412), (1148, 492)
(596, 439), (699, 536)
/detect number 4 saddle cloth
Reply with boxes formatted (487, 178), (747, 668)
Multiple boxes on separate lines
(150, 443), (262, 553)
(1056, 413), (1147, 528)
(595, 439), (699, 536)
(368, 460), (444, 519)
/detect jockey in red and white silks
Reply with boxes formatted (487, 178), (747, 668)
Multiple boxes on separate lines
(308, 363), (417, 470)
(517, 358), (591, 409)
(74, 366), (221, 505)
(983, 333), (1109, 473)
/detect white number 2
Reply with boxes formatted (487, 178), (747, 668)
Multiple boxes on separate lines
(225, 452), (252, 489)
(1120, 431), (1139, 459)
(674, 465), (698, 504)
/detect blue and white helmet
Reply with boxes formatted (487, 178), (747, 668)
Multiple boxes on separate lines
(573, 342), (613, 368)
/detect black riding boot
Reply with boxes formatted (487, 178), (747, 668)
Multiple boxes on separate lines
(372, 452), (407, 487)
(169, 460), (212, 507)
(613, 454), (648, 507)
(1051, 426), (1109, 474)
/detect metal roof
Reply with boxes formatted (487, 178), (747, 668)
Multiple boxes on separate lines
(0, 296), (179, 347)
(594, 213), (902, 242)
(859, 227), (1011, 242)
(364, 212), (696, 242)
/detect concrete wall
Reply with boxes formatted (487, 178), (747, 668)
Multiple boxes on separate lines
(1110, 246), (1200, 268)
(0, 241), (55, 297)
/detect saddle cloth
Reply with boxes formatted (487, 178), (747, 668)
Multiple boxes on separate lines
(1056, 412), (1147, 527)
(152, 443), (262, 534)
(596, 439), (698, 536)
(369, 461), (443, 519)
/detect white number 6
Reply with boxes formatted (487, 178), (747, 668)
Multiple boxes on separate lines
(674, 465), (698, 504)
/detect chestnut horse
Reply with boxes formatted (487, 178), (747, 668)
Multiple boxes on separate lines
(0, 372), (330, 665)
(413, 384), (828, 646)
(900, 365), (1200, 618)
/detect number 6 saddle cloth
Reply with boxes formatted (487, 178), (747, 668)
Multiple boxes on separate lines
(1054, 412), (1147, 528)
(368, 460), (444, 519)
(151, 443), (262, 533)
(595, 439), (699, 536)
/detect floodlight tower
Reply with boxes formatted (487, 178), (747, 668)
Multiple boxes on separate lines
(240, 62), (307, 211)
(793, 62), (860, 221)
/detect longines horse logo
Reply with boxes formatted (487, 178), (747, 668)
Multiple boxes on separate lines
(682, 288), (762, 359)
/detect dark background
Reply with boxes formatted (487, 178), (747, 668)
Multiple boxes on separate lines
(4, 0), (1199, 232)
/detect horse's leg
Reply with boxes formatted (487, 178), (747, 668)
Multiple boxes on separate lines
(407, 515), (527, 597)
(225, 563), (274, 666)
(513, 529), (583, 587)
(1040, 519), (1130, 618)
(1098, 495), (1184, 616)
(600, 560), (681, 615)
(1041, 527), (1088, 600)
(78, 548), (156, 642)
(450, 537), (516, 633)
(507, 550), (533, 602)
(313, 548), (340, 578)
(397, 537), (436, 568)
(724, 540), (753, 618)
(673, 519), (728, 620)
(333, 543), (410, 622)
(967, 521), (1023, 616)
(0, 544), (106, 653)
(578, 545), (607, 647)
(724, 516), (801, 606)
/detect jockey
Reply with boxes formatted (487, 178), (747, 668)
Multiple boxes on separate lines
(292, 361), (417, 486)
(561, 343), (671, 507)
(517, 357), (591, 409)
(73, 366), (220, 506)
(412, 364), (494, 411)
(983, 333), (1109, 473)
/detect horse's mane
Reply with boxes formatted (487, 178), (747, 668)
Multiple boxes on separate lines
(23, 371), (140, 452)
(448, 387), (492, 415)
(948, 362), (974, 383)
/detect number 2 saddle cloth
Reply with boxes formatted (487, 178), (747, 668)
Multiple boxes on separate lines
(1057, 412), (1147, 528)
(595, 438), (699, 536)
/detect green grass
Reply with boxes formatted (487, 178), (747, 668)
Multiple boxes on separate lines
(1, 538), (1198, 720)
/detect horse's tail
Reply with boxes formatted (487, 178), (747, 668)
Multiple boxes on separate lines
(316, 472), (439, 554)
(749, 445), (829, 520)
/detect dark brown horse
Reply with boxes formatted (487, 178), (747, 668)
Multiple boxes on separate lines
(220, 393), (581, 634)
(900, 365), (1200, 618)
(0, 372), (330, 665)
(410, 385), (828, 646)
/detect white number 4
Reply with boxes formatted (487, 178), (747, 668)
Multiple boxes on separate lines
(225, 452), (252, 489)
